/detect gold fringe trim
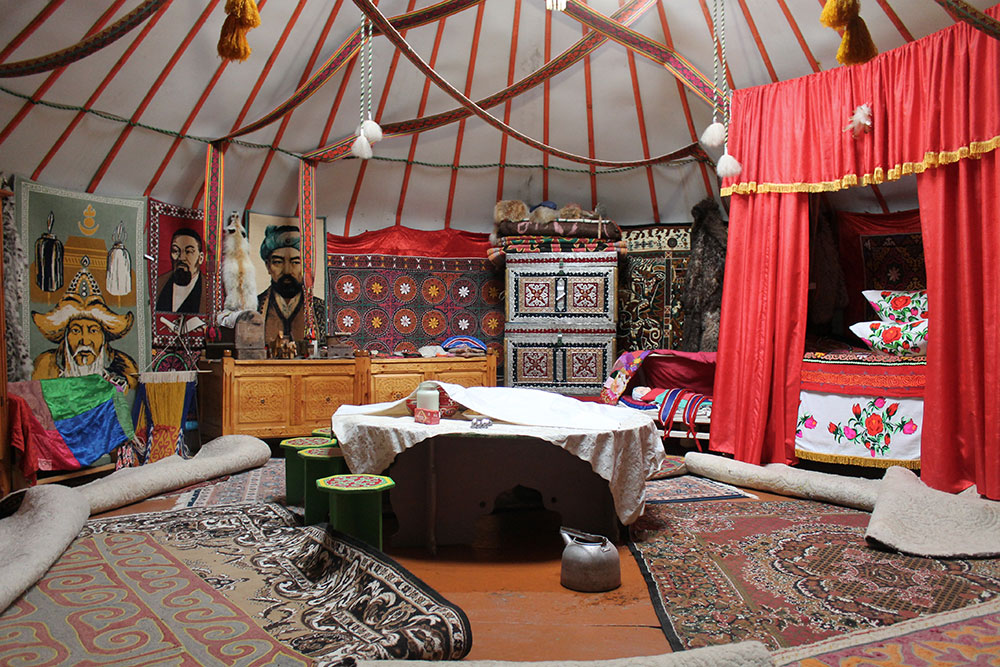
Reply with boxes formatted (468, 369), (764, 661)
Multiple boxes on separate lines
(795, 448), (921, 470)
(721, 135), (1000, 196)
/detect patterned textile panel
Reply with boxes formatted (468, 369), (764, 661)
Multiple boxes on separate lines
(860, 232), (926, 294)
(327, 253), (504, 356)
(617, 224), (691, 352)
(796, 352), (926, 468)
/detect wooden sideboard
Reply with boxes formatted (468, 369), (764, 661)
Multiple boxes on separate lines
(198, 351), (497, 439)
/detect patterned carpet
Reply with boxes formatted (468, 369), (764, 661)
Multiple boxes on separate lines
(0, 503), (472, 664)
(644, 475), (752, 504)
(629, 499), (1000, 652)
(163, 458), (287, 509)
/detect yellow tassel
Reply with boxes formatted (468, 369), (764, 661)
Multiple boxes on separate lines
(225, 0), (261, 28)
(838, 15), (879, 65)
(820, 0), (859, 28)
(218, 15), (252, 62)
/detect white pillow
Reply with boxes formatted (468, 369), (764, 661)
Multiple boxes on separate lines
(862, 289), (929, 324)
(849, 319), (928, 356)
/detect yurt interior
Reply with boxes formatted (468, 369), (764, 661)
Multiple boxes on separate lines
(2, 0), (999, 664)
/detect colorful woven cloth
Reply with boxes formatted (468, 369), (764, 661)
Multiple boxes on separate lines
(7, 376), (133, 474)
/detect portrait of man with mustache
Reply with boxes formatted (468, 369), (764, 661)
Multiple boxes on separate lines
(154, 227), (206, 315)
(256, 224), (325, 343)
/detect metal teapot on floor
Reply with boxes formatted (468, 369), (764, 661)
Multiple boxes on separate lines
(559, 526), (621, 592)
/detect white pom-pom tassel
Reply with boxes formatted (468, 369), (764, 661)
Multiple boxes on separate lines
(360, 119), (383, 144)
(700, 122), (726, 148)
(716, 152), (743, 178)
(351, 134), (373, 159)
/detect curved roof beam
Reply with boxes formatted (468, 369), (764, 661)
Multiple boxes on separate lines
(304, 0), (657, 162)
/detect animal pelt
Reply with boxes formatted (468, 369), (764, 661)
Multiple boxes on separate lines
(493, 200), (528, 224)
(219, 212), (258, 320)
(557, 203), (584, 219)
(2, 175), (33, 381)
(680, 197), (728, 352)
(529, 205), (558, 225)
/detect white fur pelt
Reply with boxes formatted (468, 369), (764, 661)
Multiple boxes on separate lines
(2, 177), (32, 381)
(0, 484), (90, 615)
(220, 212), (258, 319)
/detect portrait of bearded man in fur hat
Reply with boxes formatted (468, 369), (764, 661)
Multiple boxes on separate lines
(31, 258), (138, 391)
(256, 224), (325, 344)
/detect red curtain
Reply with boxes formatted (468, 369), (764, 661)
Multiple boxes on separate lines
(711, 192), (810, 464)
(837, 209), (922, 325)
(327, 225), (492, 257)
(917, 151), (1000, 499)
(713, 5), (1000, 496)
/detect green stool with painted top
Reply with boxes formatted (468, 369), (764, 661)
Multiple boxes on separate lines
(279, 436), (336, 505)
(300, 446), (346, 524)
(317, 474), (395, 549)
(312, 426), (333, 438)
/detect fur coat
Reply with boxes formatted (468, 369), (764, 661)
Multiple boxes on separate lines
(680, 198), (728, 352)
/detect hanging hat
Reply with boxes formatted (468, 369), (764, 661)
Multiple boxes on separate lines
(259, 224), (301, 261)
(32, 257), (134, 343)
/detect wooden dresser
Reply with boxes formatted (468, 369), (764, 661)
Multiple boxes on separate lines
(199, 351), (496, 439)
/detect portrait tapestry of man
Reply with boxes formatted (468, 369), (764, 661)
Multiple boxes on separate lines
(18, 176), (149, 391)
(246, 212), (326, 345)
(31, 258), (139, 392)
(148, 198), (208, 348)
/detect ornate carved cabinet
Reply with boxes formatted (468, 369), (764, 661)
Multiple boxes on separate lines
(504, 251), (618, 395)
(199, 351), (497, 439)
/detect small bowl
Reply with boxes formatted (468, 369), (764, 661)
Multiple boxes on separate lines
(405, 386), (461, 418)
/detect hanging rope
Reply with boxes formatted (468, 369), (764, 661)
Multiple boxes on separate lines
(351, 16), (383, 159)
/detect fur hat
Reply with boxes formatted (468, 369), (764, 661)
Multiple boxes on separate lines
(259, 224), (300, 261)
(494, 200), (528, 224)
(32, 259), (134, 342)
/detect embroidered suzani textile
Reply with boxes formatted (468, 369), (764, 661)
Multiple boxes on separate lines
(325, 227), (503, 356)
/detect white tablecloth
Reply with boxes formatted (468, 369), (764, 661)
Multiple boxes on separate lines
(332, 383), (662, 525)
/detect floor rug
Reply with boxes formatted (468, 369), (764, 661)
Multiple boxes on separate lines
(0, 503), (472, 664)
(629, 499), (1000, 652)
(644, 474), (751, 504)
(772, 595), (1000, 666)
(647, 454), (687, 480)
(165, 457), (286, 509)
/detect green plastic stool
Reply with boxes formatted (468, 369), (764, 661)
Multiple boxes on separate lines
(317, 474), (395, 550)
(311, 426), (333, 438)
(299, 446), (346, 524)
(279, 436), (336, 505)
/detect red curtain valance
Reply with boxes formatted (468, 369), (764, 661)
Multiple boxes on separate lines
(721, 5), (1000, 196)
(326, 225), (491, 258)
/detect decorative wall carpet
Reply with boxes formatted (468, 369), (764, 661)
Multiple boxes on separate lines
(629, 500), (1000, 652)
(860, 232), (926, 292)
(15, 176), (149, 393)
(0, 503), (472, 664)
(644, 475), (751, 503)
(772, 595), (1000, 666)
(327, 254), (504, 356)
(618, 224), (690, 353)
(167, 457), (286, 509)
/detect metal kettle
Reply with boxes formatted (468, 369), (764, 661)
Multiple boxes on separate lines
(559, 526), (621, 592)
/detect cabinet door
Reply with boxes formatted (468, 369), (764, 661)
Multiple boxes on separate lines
(301, 374), (355, 425)
(434, 369), (487, 387)
(233, 376), (292, 428)
(371, 372), (425, 403)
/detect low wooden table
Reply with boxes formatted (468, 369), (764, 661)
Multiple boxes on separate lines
(333, 407), (660, 552)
